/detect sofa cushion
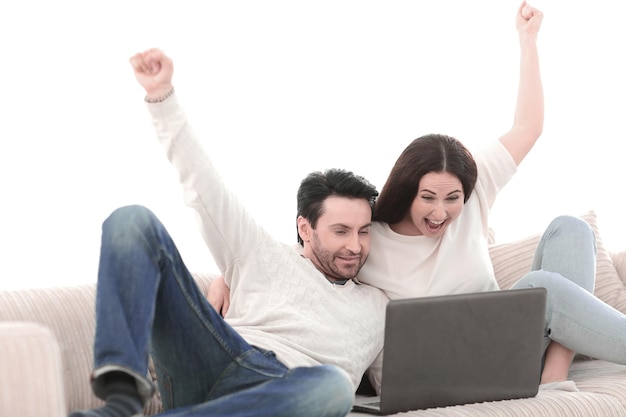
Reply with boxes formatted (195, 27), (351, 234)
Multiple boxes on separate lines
(488, 210), (626, 314)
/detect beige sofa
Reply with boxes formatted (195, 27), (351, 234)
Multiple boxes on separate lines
(2, 210), (626, 417)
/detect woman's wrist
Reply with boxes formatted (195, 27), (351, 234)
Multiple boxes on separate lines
(518, 32), (538, 46)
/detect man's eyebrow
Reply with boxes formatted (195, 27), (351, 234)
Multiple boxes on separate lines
(329, 222), (373, 229)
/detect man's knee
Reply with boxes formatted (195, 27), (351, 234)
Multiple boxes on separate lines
(105, 205), (155, 229)
(102, 205), (162, 242)
(100, 205), (166, 260)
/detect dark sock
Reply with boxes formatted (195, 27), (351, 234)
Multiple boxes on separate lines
(69, 372), (143, 417)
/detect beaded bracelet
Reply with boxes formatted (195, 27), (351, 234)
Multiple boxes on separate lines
(145, 87), (175, 103)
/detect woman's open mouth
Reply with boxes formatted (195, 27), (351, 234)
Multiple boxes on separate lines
(425, 218), (446, 233)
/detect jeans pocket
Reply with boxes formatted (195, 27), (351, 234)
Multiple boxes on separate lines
(206, 347), (289, 400)
(238, 346), (288, 377)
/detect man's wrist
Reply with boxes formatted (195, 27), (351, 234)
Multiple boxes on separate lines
(145, 86), (175, 103)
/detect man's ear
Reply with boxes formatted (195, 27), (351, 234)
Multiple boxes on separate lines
(297, 216), (311, 243)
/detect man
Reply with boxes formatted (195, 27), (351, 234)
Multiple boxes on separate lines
(70, 48), (388, 417)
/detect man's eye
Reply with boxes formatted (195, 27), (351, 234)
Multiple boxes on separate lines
(359, 230), (369, 235)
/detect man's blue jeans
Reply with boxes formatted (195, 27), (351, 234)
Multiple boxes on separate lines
(512, 215), (626, 365)
(91, 205), (353, 417)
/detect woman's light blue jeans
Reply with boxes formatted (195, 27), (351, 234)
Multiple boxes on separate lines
(90, 205), (353, 417)
(511, 215), (626, 364)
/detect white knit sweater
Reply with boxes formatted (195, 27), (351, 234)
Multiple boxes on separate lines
(147, 95), (389, 390)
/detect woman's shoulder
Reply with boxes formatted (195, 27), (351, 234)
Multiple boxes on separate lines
(475, 140), (515, 167)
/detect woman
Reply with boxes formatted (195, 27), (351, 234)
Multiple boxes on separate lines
(358, 2), (626, 394)
(361, 135), (626, 393)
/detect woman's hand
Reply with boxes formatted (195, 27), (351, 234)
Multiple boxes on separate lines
(207, 275), (231, 317)
(516, 1), (543, 38)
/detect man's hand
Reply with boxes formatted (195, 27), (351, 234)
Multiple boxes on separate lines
(207, 276), (231, 317)
(129, 48), (174, 100)
(516, 1), (543, 37)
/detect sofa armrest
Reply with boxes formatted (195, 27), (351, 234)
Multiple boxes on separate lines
(0, 322), (66, 417)
(611, 251), (626, 286)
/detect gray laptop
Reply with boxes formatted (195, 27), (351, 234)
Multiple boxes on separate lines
(353, 287), (547, 415)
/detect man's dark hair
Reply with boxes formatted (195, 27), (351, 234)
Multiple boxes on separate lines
(296, 168), (378, 246)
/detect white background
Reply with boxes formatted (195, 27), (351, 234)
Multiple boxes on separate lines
(1, 1), (624, 290)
